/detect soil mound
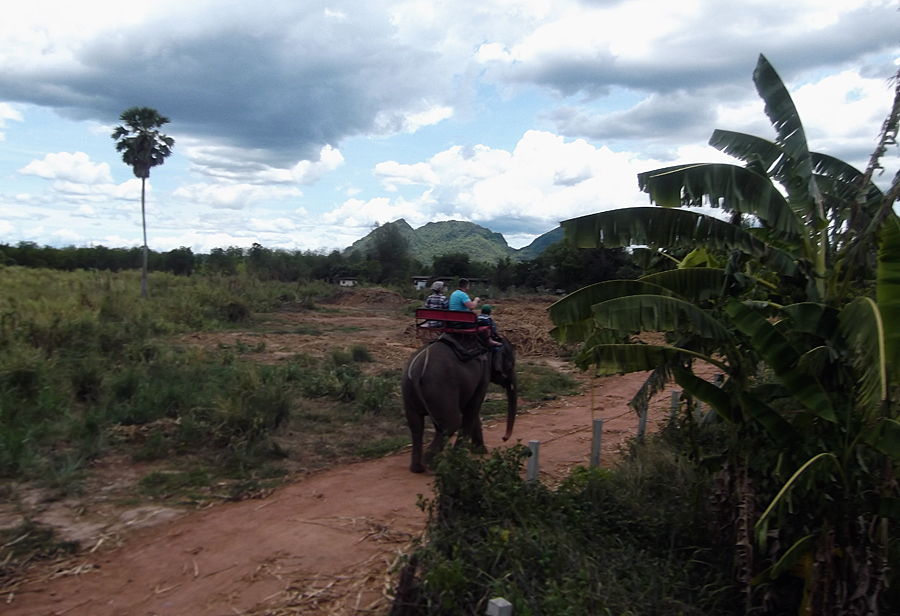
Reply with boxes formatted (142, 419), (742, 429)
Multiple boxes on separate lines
(320, 288), (412, 310)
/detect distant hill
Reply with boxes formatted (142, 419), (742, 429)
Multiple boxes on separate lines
(344, 219), (560, 264)
(515, 226), (564, 261)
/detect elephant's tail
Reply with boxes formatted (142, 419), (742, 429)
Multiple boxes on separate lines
(406, 345), (431, 381)
(406, 346), (445, 434)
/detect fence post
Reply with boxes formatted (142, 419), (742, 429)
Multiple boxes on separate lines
(526, 440), (540, 483)
(590, 418), (603, 467)
(487, 597), (513, 616)
(637, 403), (648, 442)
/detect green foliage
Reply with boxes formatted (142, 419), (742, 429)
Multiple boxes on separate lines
(0, 268), (407, 489)
(547, 54), (900, 614)
(398, 442), (737, 615)
(512, 362), (580, 400)
(350, 344), (374, 362)
(138, 468), (211, 497)
(369, 222), (412, 282)
(432, 252), (471, 277)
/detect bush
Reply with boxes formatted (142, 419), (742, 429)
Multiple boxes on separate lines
(394, 440), (739, 616)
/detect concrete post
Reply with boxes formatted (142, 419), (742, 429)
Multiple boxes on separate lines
(637, 404), (648, 442)
(526, 440), (540, 483)
(487, 597), (513, 616)
(590, 418), (603, 467)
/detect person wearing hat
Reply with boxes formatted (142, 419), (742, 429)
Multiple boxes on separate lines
(423, 280), (449, 327)
(477, 304), (503, 348)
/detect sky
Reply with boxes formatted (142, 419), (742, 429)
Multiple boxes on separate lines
(1, 0), (899, 255)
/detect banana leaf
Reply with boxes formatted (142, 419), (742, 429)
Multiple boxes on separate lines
(863, 418), (900, 462)
(781, 303), (840, 338)
(679, 247), (717, 268)
(877, 215), (900, 386)
(639, 268), (727, 304)
(591, 295), (732, 341)
(753, 54), (817, 218)
(736, 390), (797, 445)
(672, 368), (736, 422)
(839, 297), (887, 416)
(725, 299), (835, 422)
(560, 208), (797, 277)
(708, 129), (785, 176)
(548, 279), (678, 328)
(637, 163), (803, 241)
(574, 343), (727, 376)
(755, 453), (842, 537)
(811, 152), (882, 207)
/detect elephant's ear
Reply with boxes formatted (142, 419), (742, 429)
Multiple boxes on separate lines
(494, 337), (515, 382)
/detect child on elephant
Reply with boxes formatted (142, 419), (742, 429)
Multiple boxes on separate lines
(477, 305), (503, 348)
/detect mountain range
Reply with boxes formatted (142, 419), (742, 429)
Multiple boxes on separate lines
(344, 219), (564, 264)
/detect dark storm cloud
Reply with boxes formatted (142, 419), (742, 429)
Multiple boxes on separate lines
(549, 90), (725, 143)
(0, 4), (450, 166)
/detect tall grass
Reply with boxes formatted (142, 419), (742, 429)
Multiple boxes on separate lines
(0, 267), (362, 486)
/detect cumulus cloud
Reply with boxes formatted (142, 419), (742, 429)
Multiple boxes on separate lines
(322, 197), (422, 230)
(172, 183), (304, 210)
(0, 103), (23, 140)
(51, 228), (83, 243)
(338, 130), (748, 240)
(73, 204), (97, 218)
(19, 151), (113, 184)
(181, 142), (345, 185)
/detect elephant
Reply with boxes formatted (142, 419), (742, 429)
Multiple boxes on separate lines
(401, 335), (517, 473)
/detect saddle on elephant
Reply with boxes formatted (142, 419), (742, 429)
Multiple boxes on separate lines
(414, 308), (496, 348)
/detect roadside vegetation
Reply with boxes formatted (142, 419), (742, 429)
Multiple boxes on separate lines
(394, 432), (740, 616)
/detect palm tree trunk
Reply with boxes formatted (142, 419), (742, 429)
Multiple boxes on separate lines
(141, 177), (148, 299)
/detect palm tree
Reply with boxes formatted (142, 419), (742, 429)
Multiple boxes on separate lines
(111, 107), (175, 298)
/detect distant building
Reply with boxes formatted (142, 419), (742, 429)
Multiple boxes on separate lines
(412, 276), (431, 290)
(338, 277), (358, 287)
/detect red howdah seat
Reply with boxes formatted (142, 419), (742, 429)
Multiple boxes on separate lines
(415, 308), (478, 335)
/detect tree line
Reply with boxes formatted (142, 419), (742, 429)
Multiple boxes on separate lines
(0, 231), (638, 292)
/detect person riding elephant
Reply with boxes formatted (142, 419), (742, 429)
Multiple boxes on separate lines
(401, 336), (517, 473)
(448, 278), (479, 312)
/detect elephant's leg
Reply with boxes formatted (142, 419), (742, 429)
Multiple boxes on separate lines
(470, 415), (486, 453)
(458, 413), (487, 454)
(458, 376), (489, 453)
(423, 413), (460, 467)
(406, 411), (427, 473)
(423, 430), (445, 468)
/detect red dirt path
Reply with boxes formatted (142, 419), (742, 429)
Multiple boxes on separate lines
(5, 369), (682, 616)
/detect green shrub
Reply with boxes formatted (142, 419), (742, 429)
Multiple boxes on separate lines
(356, 372), (399, 414)
(396, 441), (738, 616)
(350, 344), (374, 363)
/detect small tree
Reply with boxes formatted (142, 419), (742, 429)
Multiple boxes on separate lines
(112, 107), (175, 297)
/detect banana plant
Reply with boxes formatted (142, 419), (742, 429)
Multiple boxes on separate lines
(549, 54), (900, 612)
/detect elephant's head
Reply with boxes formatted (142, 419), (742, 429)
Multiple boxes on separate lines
(490, 337), (517, 441)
